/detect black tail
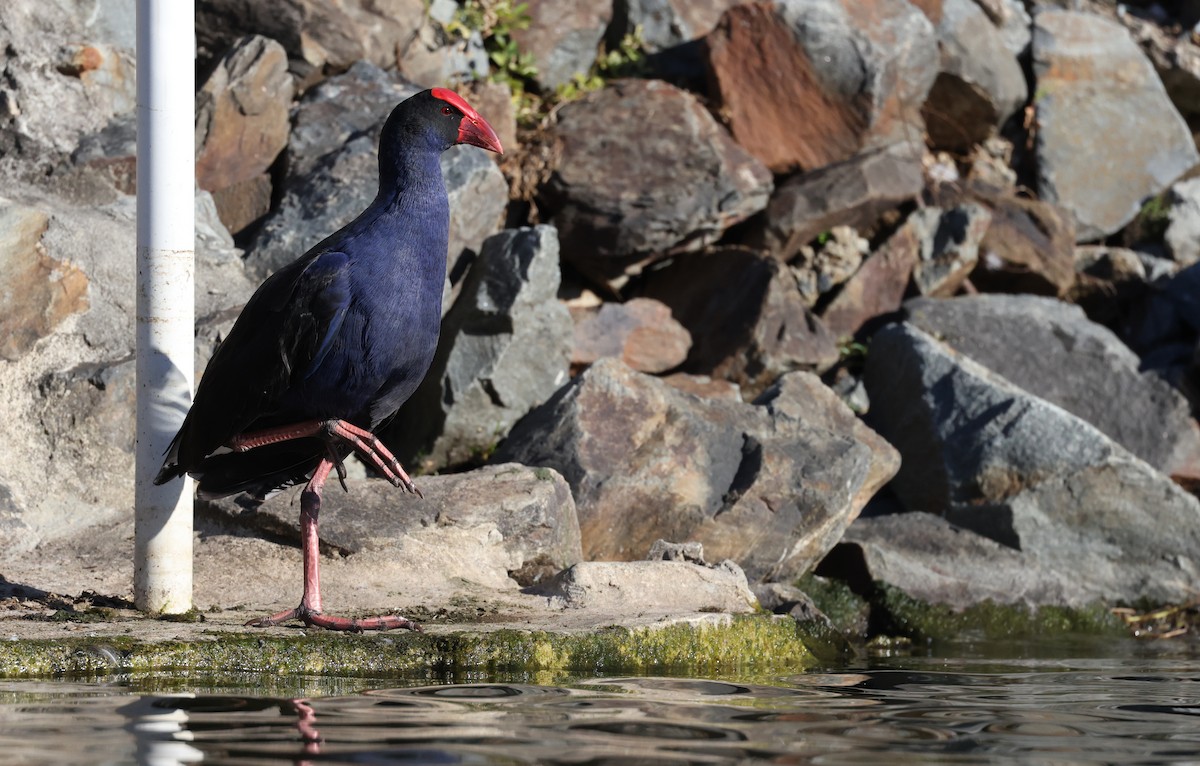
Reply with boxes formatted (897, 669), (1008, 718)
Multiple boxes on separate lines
(190, 439), (329, 500)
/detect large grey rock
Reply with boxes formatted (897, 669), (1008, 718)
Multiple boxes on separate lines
(863, 322), (1200, 605)
(904, 294), (1200, 481)
(0, 181), (260, 554)
(705, 0), (938, 173)
(640, 247), (840, 391)
(1033, 10), (1199, 241)
(0, 0), (136, 174)
(511, 0), (613, 91)
(245, 63), (506, 286)
(200, 464), (582, 589)
(390, 226), (572, 471)
(542, 79), (772, 276)
(827, 512), (1095, 609)
(922, 0), (1027, 151)
(494, 359), (900, 582)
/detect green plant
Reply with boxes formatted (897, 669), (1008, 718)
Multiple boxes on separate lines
(446, 0), (539, 91)
(555, 28), (647, 102)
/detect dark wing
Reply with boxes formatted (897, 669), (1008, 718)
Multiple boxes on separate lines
(154, 250), (353, 483)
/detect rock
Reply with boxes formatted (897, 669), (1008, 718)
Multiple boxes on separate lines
(969, 191), (1077, 297)
(863, 322), (1200, 605)
(200, 464), (582, 590)
(755, 145), (924, 262)
(541, 79), (772, 280)
(789, 226), (870, 306)
(283, 61), (416, 179)
(195, 188), (258, 323)
(819, 219), (920, 339)
(971, 0), (1031, 56)
(1117, 5), (1200, 140)
(194, 36), (293, 200)
(705, 0), (939, 174)
(494, 358), (900, 581)
(922, 0), (1027, 152)
(390, 226), (572, 471)
(245, 63), (506, 285)
(533, 559), (758, 614)
(909, 203), (992, 297)
(646, 539), (707, 563)
(1069, 245), (1150, 328)
(0, 199), (89, 361)
(825, 512), (1094, 609)
(571, 298), (691, 374)
(195, 0), (425, 85)
(661, 373), (743, 401)
(210, 174), (273, 235)
(511, 0), (614, 92)
(0, 1), (135, 173)
(640, 247), (840, 390)
(66, 114), (137, 200)
(1033, 10), (1199, 241)
(904, 294), (1200, 481)
(612, 0), (745, 53)
(397, 17), (489, 87)
(1165, 177), (1200, 267)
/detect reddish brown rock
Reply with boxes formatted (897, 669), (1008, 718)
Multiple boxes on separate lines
(0, 201), (90, 361)
(572, 298), (691, 374)
(495, 358), (900, 580)
(820, 220), (920, 339)
(210, 173), (273, 235)
(970, 191), (1077, 297)
(706, 0), (938, 173)
(195, 35), (293, 196)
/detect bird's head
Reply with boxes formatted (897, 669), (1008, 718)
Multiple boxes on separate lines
(379, 88), (504, 171)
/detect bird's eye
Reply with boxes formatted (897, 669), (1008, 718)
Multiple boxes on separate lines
(441, 106), (453, 116)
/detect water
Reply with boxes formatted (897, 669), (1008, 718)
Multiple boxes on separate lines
(3, 643), (1200, 764)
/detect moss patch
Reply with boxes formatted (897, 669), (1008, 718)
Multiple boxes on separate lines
(0, 616), (813, 679)
(875, 583), (1126, 642)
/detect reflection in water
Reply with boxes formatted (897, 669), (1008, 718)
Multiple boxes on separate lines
(1, 663), (1200, 764)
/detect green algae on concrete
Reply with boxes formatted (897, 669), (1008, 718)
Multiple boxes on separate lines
(0, 615), (813, 679)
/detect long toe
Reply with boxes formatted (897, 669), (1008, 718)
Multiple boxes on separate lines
(302, 612), (423, 632)
(246, 606), (303, 628)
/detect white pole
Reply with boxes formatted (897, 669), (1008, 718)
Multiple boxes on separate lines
(135, 0), (195, 614)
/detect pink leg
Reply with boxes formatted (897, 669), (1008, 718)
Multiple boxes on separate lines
(228, 419), (421, 496)
(245, 458), (422, 633)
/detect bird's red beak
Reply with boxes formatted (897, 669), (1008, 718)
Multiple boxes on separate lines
(457, 115), (504, 155)
(431, 87), (504, 155)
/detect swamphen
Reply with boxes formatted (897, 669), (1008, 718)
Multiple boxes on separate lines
(154, 88), (503, 631)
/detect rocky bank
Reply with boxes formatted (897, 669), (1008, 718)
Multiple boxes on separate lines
(2, 0), (1200, 656)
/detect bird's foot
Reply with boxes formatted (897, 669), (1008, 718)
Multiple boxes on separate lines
(323, 420), (422, 497)
(245, 604), (422, 633)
